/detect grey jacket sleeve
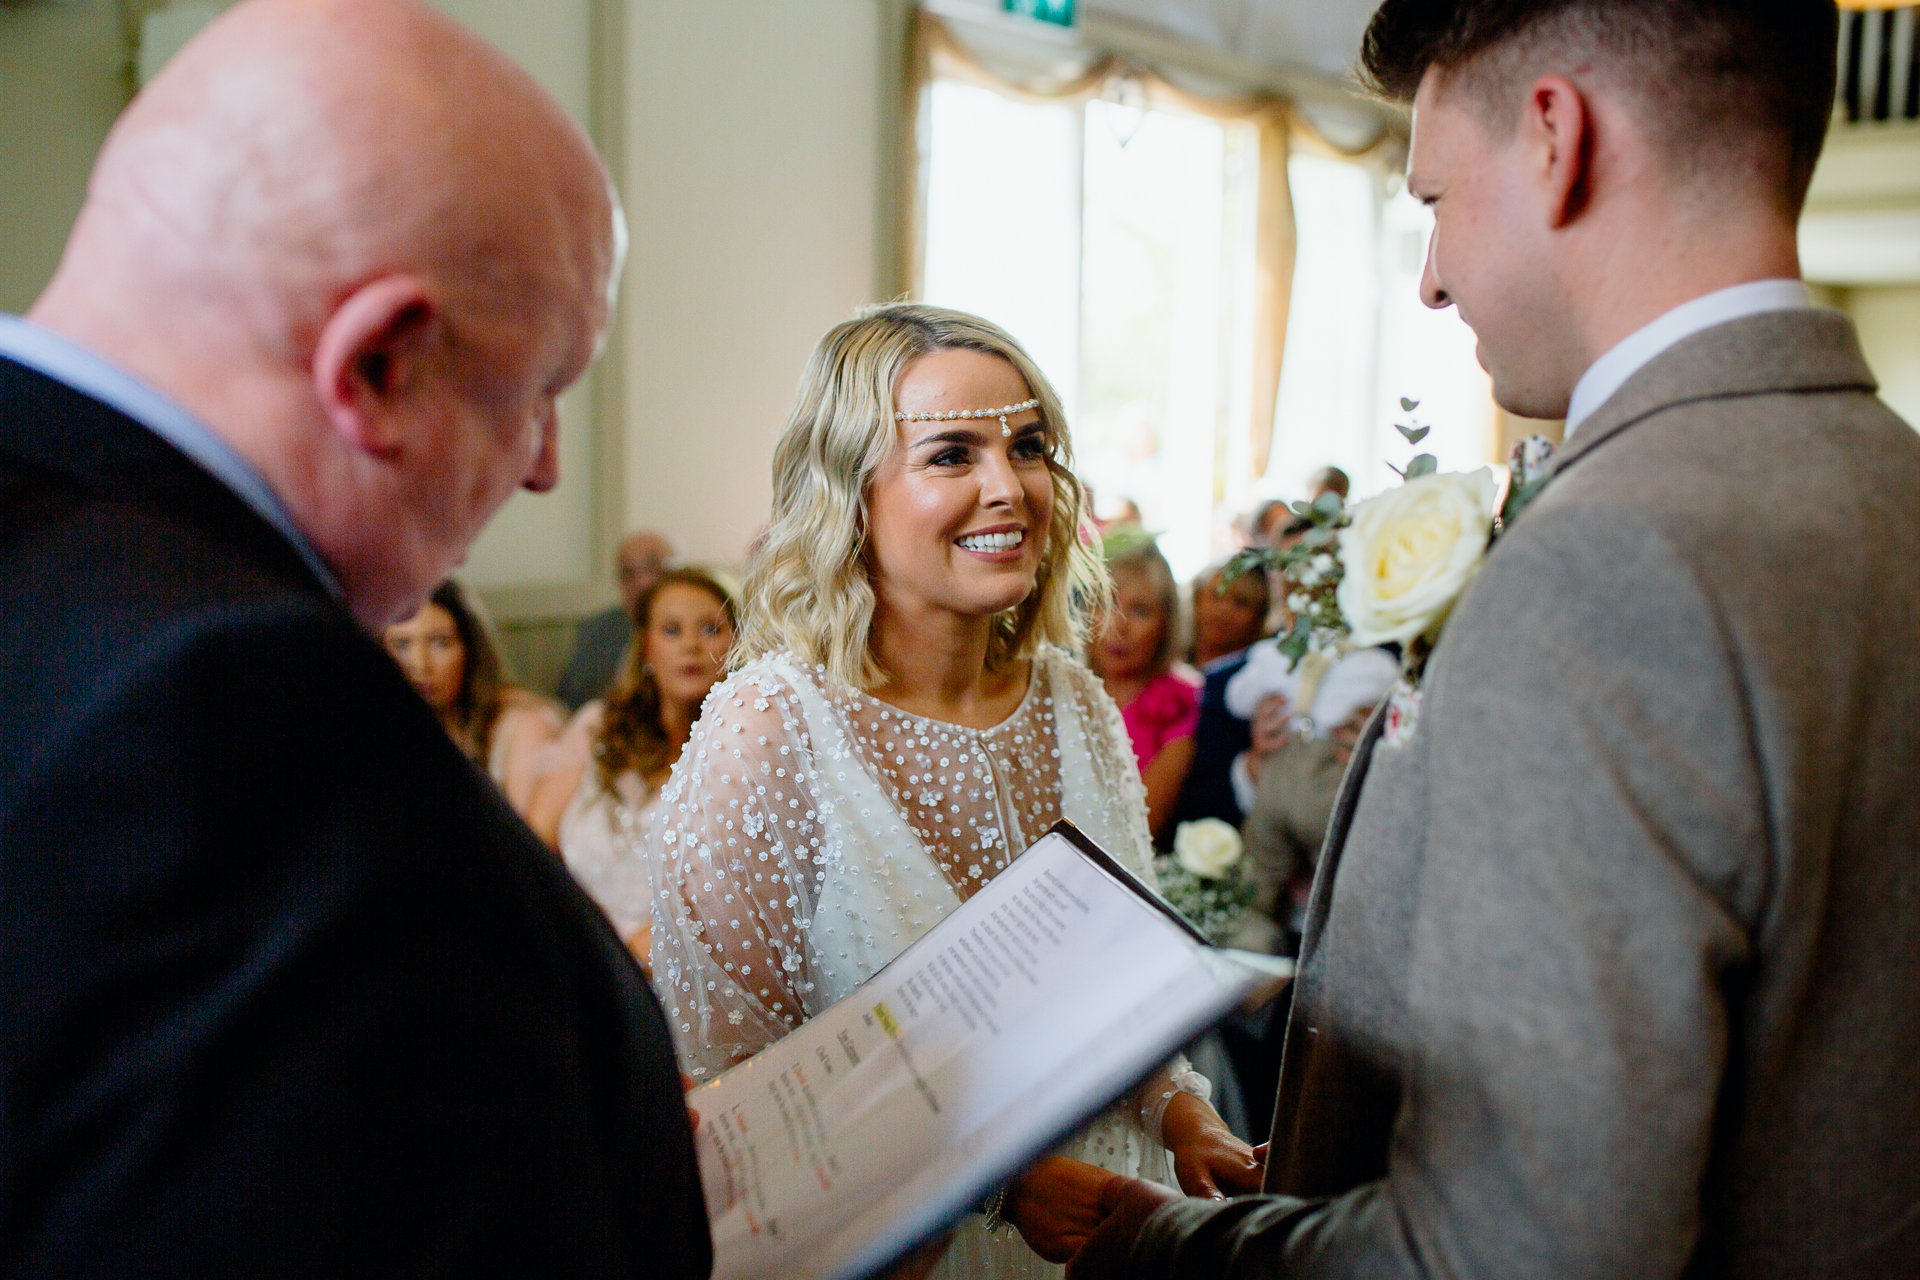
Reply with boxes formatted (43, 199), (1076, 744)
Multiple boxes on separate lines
(1131, 504), (1764, 1278)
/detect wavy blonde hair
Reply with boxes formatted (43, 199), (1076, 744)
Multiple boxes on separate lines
(736, 302), (1109, 689)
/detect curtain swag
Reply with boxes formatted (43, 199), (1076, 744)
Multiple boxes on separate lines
(900, 11), (1391, 478)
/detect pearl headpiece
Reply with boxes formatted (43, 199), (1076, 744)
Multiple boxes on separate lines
(894, 397), (1040, 437)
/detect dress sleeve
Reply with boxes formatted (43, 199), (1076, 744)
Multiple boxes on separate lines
(1049, 651), (1160, 887)
(645, 664), (830, 1078)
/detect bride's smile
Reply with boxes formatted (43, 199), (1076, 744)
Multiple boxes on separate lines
(866, 346), (1055, 622)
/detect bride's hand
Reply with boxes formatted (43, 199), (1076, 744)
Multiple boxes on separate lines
(1160, 1092), (1262, 1199)
(1003, 1155), (1120, 1263)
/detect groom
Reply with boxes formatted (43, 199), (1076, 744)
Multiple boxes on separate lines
(1, 1), (707, 1274)
(1071, 1), (1920, 1277)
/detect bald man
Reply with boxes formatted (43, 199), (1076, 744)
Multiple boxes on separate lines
(0, 2), (709, 1276)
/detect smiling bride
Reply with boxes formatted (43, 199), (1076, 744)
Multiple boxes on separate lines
(645, 303), (1259, 1277)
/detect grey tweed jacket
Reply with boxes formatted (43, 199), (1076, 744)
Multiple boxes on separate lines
(1130, 308), (1920, 1279)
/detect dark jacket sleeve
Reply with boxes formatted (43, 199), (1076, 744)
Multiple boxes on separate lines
(4, 599), (710, 1278)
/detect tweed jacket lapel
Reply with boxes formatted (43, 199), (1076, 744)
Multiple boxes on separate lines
(1259, 700), (1389, 1193)
(1292, 704), (1389, 975)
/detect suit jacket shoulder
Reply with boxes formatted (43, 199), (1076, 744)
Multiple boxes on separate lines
(1, 360), (711, 1278)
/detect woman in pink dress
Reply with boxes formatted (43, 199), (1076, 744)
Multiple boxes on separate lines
(1089, 530), (1199, 844)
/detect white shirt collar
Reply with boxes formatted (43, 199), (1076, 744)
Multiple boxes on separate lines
(0, 315), (342, 599)
(1563, 279), (1813, 439)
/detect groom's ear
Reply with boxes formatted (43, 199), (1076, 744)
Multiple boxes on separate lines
(1522, 74), (1593, 230)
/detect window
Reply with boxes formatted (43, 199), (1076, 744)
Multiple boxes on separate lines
(1266, 157), (1494, 502)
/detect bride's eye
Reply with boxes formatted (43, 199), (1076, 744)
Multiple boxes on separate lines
(1011, 433), (1048, 461)
(928, 445), (970, 467)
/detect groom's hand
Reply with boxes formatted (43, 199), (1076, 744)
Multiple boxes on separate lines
(1004, 1156), (1121, 1262)
(1064, 1176), (1182, 1280)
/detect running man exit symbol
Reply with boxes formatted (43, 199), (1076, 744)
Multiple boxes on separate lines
(1003, 0), (1075, 27)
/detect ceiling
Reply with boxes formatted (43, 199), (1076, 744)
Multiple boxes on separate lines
(1086, 0), (1380, 79)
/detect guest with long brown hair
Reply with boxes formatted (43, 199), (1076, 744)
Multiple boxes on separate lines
(527, 567), (737, 959)
(382, 579), (563, 815)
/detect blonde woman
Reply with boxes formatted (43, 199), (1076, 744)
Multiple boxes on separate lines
(1087, 531), (1198, 845)
(646, 304), (1257, 1278)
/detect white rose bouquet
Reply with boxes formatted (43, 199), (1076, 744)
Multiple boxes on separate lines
(1225, 400), (1559, 703)
(1152, 819), (1255, 946)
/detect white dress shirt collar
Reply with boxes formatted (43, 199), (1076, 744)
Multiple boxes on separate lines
(0, 314), (343, 599)
(1563, 279), (1813, 439)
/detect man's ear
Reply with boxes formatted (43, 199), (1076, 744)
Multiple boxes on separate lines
(311, 276), (440, 460)
(1524, 75), (1593, 229)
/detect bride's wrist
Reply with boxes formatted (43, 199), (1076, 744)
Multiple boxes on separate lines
(1139, 1067), (1212, 1148)
(1158, 1090), (1221, 1151)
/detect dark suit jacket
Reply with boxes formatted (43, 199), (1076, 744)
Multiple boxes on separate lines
(557, 606), (633, 711)
(1131, 310), (1920, 1277)
(1166, 651), (1253, 836)
(0, 357), (712, 1278)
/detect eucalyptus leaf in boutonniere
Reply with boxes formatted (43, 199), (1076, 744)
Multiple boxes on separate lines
(1226, 402), (1560, 736)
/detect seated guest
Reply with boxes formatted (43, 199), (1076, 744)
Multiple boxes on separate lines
(1306, 464), (1350, 504)
(1222, 637), (1400, 841)
(1091, 528), (1200, 845)
(1246, 497), (1291, 548)
(1234, 690), (1389, 957)
(1167, 562), (1270, 832)
(1214, 636), (1397, 1143)
(382, 580), (563, 815)
(1188, 559), (1270, 670)
(1255, 507), (1311, 635)
(527, 568), (736, 961)
(554, 529), (675, 710)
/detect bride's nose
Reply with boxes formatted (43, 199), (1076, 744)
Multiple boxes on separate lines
(977, 443), (1023, 508)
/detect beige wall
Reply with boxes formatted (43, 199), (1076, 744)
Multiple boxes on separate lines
(618, 0), (890, 573)
(427, 0), (607, 600)
(0, 0), (130, 314)
(1843, 285), (1920, 427)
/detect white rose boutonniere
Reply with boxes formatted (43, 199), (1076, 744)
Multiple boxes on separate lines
(1336, 468), (1498, 648)
(1172, 818), (1243, 879)
(1219, 398), (1559, 749)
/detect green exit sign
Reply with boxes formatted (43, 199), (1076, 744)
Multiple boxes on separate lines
(1003, 0), (1076, 27)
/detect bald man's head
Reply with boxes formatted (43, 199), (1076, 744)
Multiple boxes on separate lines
(616, 530), (674, 613)
(33, 0), (624, 627)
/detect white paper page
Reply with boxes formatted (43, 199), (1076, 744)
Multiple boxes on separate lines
(688, 829), (1266, 1280)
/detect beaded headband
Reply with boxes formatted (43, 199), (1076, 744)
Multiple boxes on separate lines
(894, 397), (1041, 437)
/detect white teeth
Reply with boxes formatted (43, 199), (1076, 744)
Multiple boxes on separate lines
(958, 530), (1024, 553)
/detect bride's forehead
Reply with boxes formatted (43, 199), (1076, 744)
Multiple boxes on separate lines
(892, 348), (1030, 412)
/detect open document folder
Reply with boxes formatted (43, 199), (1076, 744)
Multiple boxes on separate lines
(687, 820), (1295, 1280)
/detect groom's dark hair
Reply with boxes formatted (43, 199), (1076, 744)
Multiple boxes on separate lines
(1360, 0), (1840, 211)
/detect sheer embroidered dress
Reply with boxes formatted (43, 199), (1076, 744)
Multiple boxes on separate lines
(648, 645), (1179, 1277)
